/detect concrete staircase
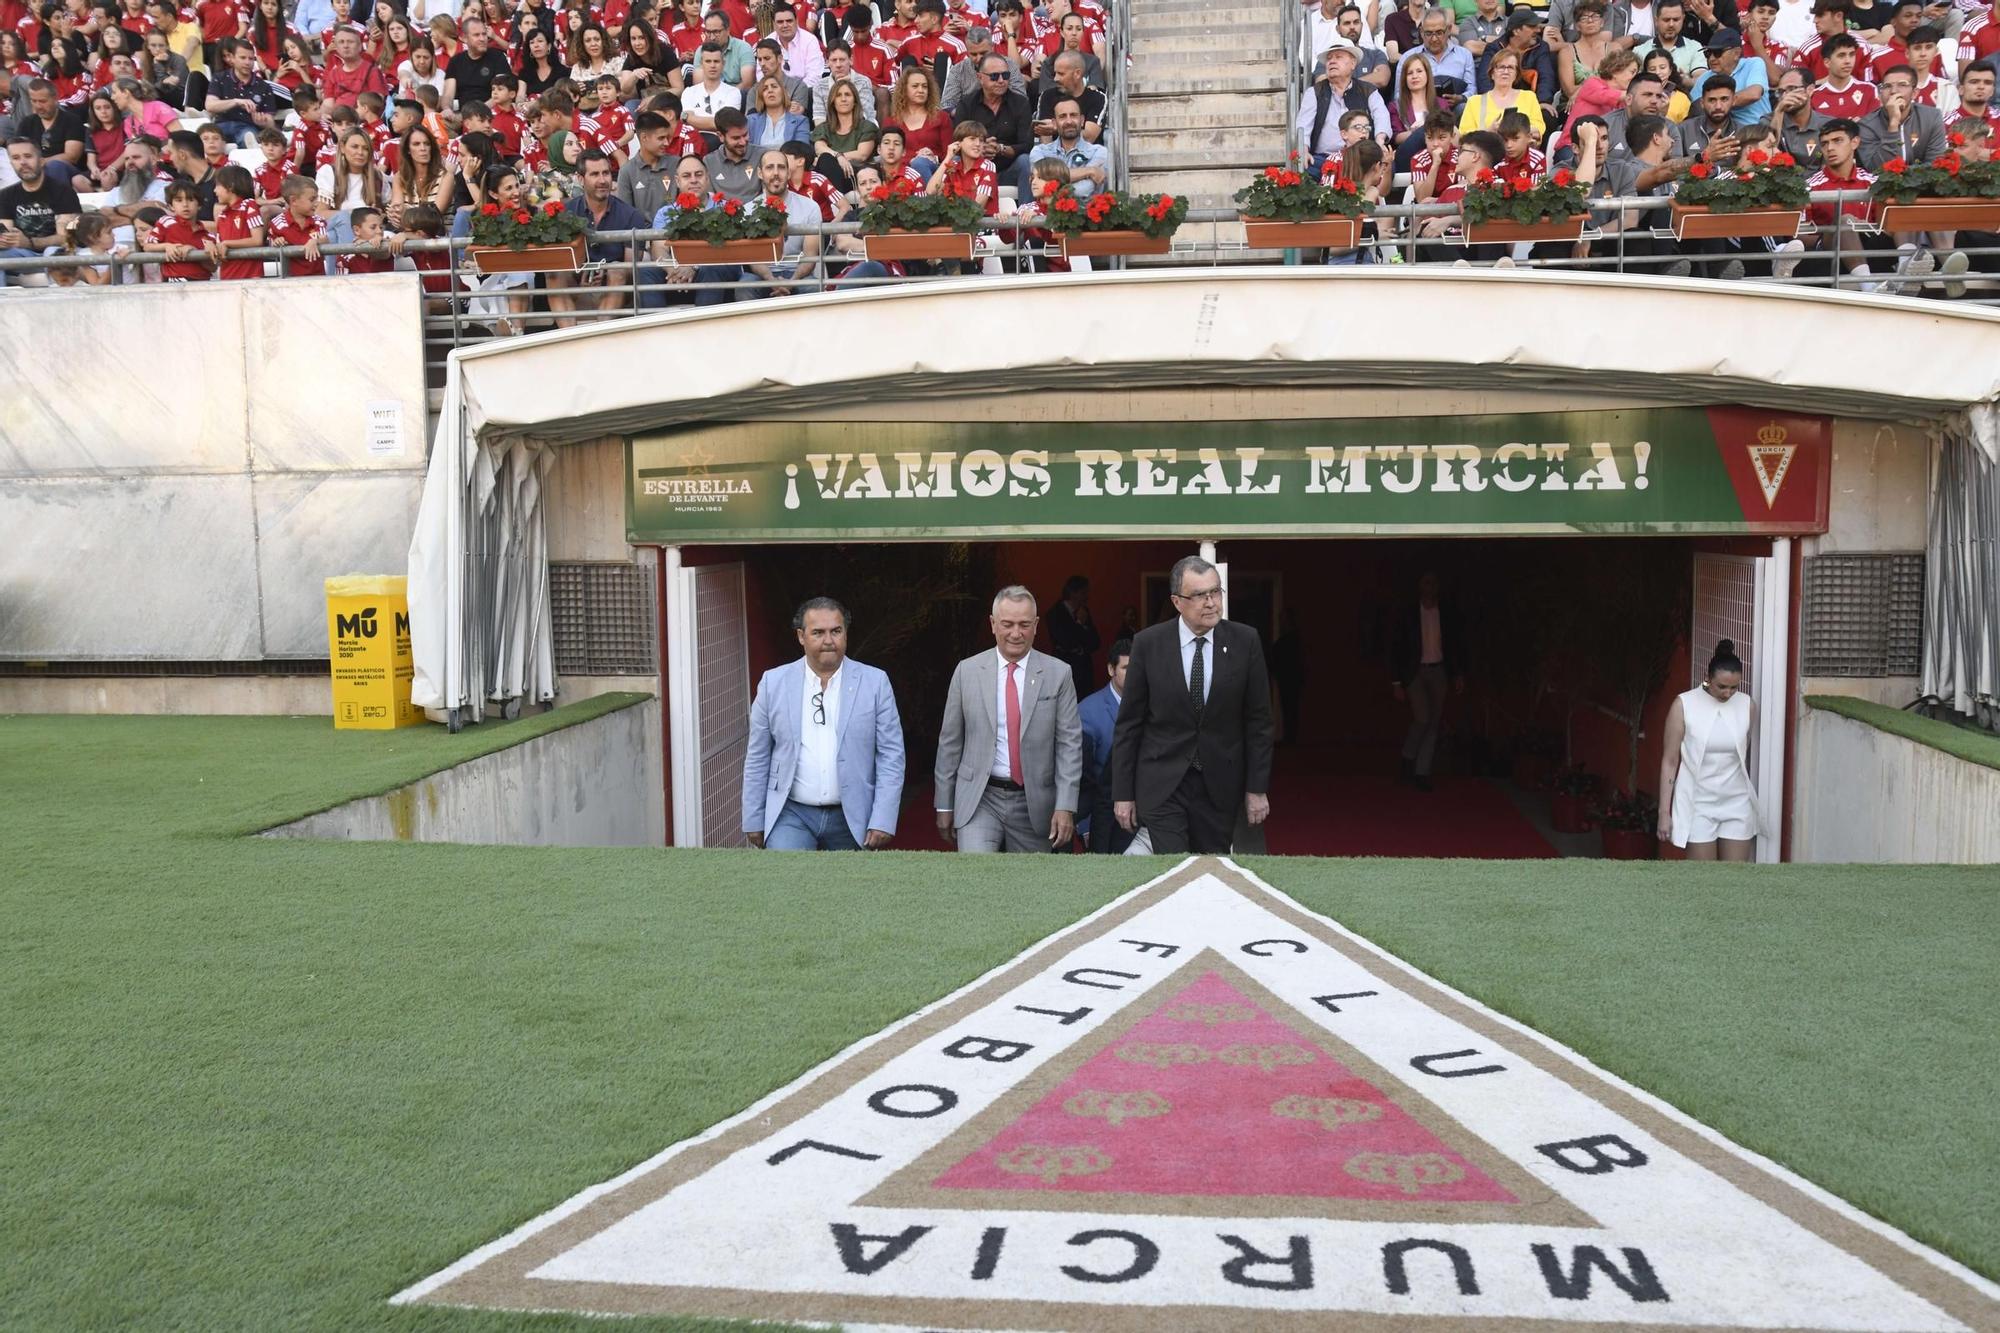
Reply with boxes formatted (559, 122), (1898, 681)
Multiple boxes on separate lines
(1122, 0), (1293, 261)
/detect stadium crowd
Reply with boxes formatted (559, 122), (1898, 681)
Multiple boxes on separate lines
(0, 0), (1995, 303)
(0, 0), (1116, 304)
(1296, 0), (2000, 288)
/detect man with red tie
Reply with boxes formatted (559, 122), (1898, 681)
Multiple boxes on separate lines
(934, 585), (1083, 853)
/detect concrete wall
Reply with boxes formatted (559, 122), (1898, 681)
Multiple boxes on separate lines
(264, 696), (664, 847)
(1793, 705), (2000, 863)
(0, 674), (331, 716)
(0, 274), (429, 662)
(1799, 419), (1930, 708)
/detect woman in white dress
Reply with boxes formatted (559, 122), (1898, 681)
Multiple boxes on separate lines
(1656, 639), (1761, 861)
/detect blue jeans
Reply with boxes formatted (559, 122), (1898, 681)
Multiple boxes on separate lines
(693, 262), (743, 305)
(215, 118), (258, 148)
(764, 800), (859, 851)
(839, 260), (893, 288)
(0, 244), (41, 286)
(907, 155), (939, 183)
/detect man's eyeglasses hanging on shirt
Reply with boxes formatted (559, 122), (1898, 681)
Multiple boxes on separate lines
(812, 690), (827, 724)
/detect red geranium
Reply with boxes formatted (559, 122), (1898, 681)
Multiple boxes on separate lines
(869, 184), (890, 200)
(1936, 152), (1962, 175)
(1745, 147), (1769, 166)
(676, 190), (700, 209)
(1771, 151), (1796, 167)
(1688, 161), (1712, 178)
(1882, 157), (1908, 174)
(1263, 165), (1283, 180)
(721, 197), (741, 214)
(765, 194), (786, 209)
(542, 199), (562, 216)
(1475, 166), (1495, 184)
(1552, 167), (1574, 186)
(480, 201), (500, 215)
(1052, 195), (1079, 212)
(512, 211), (531, 223)
(1949, 130), (1967, 147)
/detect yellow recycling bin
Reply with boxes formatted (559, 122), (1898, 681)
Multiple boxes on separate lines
(325, 575), (422, 729)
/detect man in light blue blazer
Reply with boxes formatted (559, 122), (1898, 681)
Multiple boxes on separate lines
(742, 596), (906, 850)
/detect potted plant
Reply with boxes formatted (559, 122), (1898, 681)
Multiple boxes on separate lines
(855, 187), (985, 262)
(1550, 765), (1601, 834)
(468, 195), (589, 274)
(1597, 788), (1660, 860)
(1673, 146), (1808, 239)
(1461, 165), (1589, 243)
(1043, 186), (1187, 258)
(1869, 133), (2000, 231)
(1234, 152), (1372, 249)
(660, 190), (788, 266)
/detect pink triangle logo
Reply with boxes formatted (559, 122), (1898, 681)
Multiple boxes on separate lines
(929, 967), (1518, 1204)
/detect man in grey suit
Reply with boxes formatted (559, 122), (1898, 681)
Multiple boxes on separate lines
(742, 596), (906, 851)
(934, 585), (1083, 853)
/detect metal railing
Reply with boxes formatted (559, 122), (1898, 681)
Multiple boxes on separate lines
(2, 194), (1994, 359)
(1109, 0), (1133, 192)
(1282, 0), (1307, 155)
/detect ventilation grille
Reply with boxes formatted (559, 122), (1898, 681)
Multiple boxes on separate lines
(1802, 553), (1923, 676)
(551, 562), (657, 676)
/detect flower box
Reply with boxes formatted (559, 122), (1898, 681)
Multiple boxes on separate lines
(1057, 229), (1173, 257)
(664, 236), (783, 266)
(862, 227), (975, 262)
(1463, 214), (1586, 244)
(469, 235), (587, 274)
(1875, 197), (2000, 232)
(1240, 214), (1361, 249)
(1670, 203), (1802, 241)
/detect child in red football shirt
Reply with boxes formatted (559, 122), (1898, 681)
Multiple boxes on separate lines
(155, 180), (214, 280)
(927, 119), (996, 215)
(486, 74), (526, 158)
(207, 163), (266, 278)
(265, 173), (325, 275)
(252, 124), (289, 211)
(287, 84), (327, 169)
(198, 121), (231, 170)
(338, 205), (398, 273)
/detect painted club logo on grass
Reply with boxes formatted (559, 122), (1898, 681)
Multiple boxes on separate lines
(397, 859), (2000, 1332)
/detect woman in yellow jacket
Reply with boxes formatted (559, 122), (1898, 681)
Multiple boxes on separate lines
(1458, 49), (1545, 137)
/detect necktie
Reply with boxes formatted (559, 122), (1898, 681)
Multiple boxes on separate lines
(1005, 661), (1024, 785)
(1189, 636), (1206, 716)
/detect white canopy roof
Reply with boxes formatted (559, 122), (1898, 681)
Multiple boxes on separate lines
(411, 269), (2000, 719)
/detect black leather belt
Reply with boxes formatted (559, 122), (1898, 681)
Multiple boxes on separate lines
(989, 778), (1025, 792)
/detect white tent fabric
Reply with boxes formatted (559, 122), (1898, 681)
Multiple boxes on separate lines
(1922, 429), (1999, 720)
(408, 268), (2000, 723)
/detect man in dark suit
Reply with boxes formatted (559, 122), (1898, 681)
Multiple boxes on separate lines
(1391, 571), (1467, 792)
(1111, 556), (1275, 854)
(1077, 636), (1132, 853)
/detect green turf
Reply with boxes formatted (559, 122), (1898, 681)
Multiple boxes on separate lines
(4, 710), (1997, 1332)
(1808, 692), (2000, 773)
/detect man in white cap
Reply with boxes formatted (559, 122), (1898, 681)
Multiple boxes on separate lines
(1293, 37), (1392, 173)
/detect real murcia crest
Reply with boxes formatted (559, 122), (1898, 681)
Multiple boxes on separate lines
(396, 859), (2000, 1332)
(1748, 423), (1797, 509)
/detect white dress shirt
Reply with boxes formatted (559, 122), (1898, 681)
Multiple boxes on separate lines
(683, 78), (743, 121)
(789, 662), (843, 805)
(1419, 604), (1443, 665)
(1176, 617), (1213, 703)
(992, 649), (1026, 781)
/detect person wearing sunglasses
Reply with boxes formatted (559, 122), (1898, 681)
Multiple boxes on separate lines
(742, 596), (907, 851)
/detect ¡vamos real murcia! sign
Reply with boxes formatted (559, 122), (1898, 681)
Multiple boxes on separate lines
(625, 408), (1830, 542)
(397, 859), (1998, 1333)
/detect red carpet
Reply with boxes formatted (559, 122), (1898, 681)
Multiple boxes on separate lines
(901, 765), (1556, 859)
(1259, 772), (1556, 858)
